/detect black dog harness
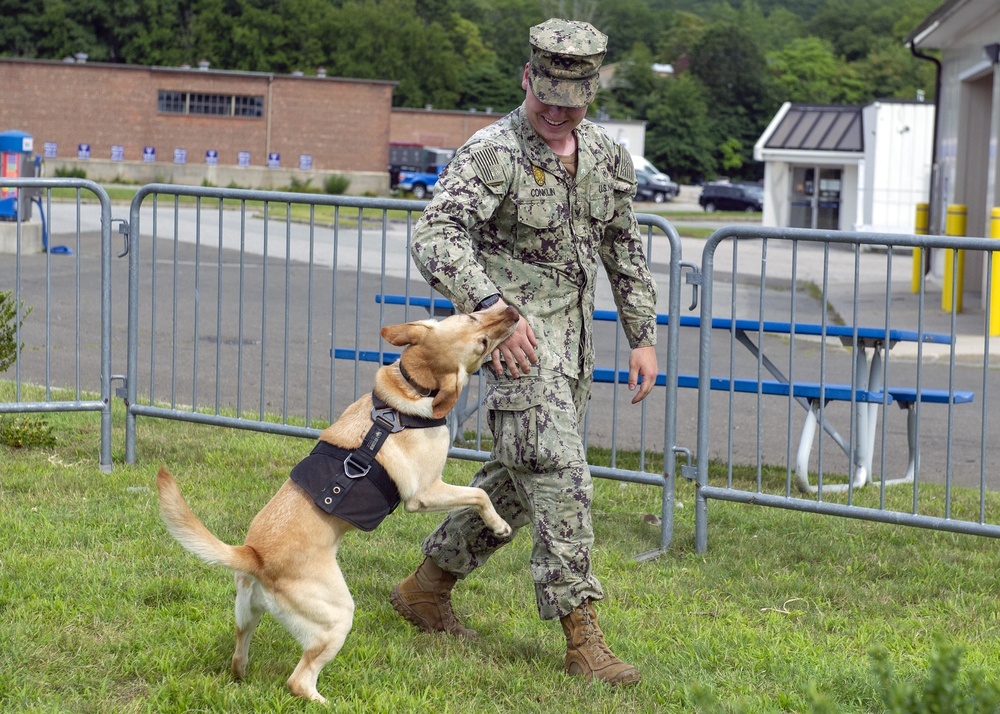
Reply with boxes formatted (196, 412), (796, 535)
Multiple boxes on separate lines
(290, 392), (446, 531)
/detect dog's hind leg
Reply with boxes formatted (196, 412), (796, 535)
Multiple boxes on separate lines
(231, 573), (266, 680)
(276, 562), (355, 703)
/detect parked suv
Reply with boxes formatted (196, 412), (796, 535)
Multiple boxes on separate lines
(698, 182), (763, 212)
(635, 167), (679, 203)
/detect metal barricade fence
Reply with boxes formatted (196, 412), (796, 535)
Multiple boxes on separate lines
(121, 185), (682, 557)
(691, 225), (1000, 552)
(7, 178), (1000, 559)
(0, 178), (115, 472)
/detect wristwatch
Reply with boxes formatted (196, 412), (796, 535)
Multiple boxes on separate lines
(474, 293), (501, 311)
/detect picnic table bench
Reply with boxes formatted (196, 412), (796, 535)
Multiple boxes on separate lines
(371, 294), (973, 493)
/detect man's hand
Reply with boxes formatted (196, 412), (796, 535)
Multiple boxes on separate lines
(490, 301), (538, 377)
(627, 345), (658, 404)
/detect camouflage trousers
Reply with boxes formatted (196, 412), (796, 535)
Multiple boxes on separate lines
(421, 368), (603, 620)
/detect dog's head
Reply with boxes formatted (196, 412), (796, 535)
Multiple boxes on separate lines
(380, 305), (520, 418)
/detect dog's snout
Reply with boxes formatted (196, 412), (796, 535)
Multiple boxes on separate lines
(503, 305), (520, 321)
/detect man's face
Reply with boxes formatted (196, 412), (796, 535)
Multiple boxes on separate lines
(521, 64), (588, 149)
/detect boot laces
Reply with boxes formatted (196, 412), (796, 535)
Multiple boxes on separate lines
(437, 593), (463, 632)
(579, 608), (614, 663)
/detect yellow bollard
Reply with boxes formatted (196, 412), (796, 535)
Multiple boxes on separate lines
(943, 204), (966, 313)
(912, 202), (928, 293)
(991, 207), (1000, 335)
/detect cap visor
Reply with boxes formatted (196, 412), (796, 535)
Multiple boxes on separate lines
(527, 66), (595, 108)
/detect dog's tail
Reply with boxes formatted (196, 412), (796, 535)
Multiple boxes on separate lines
(156, 466), (262, 575)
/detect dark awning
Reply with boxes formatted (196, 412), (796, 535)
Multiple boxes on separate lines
(764, 105), (863, 153)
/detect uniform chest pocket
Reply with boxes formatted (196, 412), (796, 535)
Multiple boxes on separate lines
(514, 198), (575, 261)
(589, 183), (617, 223)
(516, 198), (564, 230)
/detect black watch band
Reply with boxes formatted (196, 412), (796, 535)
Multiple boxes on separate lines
(475, 293), (501, 311)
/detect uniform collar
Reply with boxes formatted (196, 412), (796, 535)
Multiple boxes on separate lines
(515, 105), (594, 185)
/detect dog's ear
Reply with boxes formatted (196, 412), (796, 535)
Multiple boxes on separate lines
(381, 321), (430, 347)
(431, 371), (462, 419)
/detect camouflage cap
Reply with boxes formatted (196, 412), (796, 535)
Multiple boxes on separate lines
(527, 18), (607, 108)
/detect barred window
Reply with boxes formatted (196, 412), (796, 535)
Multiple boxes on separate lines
(157, 91), (263, 118)
(233, 95), (264, 118)
(189, 93), (231, 115)
(158, 91), (187, 113)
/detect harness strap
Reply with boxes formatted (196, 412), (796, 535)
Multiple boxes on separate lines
(342, 393), (447, 478)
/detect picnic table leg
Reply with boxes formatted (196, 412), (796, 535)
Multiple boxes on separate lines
(879, 402), (917, 486)
(854, 343), (885, 490)
(794, 399), (820, 492)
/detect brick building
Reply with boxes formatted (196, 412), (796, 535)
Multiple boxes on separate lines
(0, 57), (395, 192)
(389, 107), (504, 151)
(1, 58), (643, 194)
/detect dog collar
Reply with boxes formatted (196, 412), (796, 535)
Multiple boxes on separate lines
(398, 360), (438, 398)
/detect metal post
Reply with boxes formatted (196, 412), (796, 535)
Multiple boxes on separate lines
(912, 202), (928, 293)
(943, 204), (966, 313)
(991, 207), (1000, 335)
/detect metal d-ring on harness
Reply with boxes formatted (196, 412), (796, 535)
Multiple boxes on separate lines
(342, 397), (409, 478)
(289, 391), (447, 531)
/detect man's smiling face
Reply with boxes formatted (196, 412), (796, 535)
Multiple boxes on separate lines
(521, 65), (587, 150)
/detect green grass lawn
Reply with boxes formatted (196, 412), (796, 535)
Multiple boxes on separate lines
(2, 402), (999, 713)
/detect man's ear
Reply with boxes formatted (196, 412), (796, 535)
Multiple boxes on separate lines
(381, 322), (429, 347)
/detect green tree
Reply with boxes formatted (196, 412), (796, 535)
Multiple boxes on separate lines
(700, 0), (806, 53)
(462, 0), (545, 79)
(689, 22), (777, 179)
(643, 73), (716, 183)
(855, 40), (936, 102)
(768, 37), (866, 104)
(655, 11), (708, 63)
(319, 0), (464, 108)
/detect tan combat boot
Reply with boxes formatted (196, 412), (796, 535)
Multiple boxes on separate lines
(390, 557), (478, 637)
(560, 600), (641, 686)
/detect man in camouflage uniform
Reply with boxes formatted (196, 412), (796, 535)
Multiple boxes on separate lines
(390, 18), (658, 686)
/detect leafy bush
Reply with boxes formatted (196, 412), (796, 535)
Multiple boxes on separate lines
(0, 290), (31, 372)
(286, 176), (316, 193)
(323, 173), (350, 195)
(871, 641), (1000, 713)
(53, 166), (87, 179)
(0, 415), (56, 448)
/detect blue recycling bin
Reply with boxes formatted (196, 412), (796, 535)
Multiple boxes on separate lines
(0, 130), (35, 221)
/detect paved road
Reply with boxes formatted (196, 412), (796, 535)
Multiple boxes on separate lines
(9, 194), (999, 490)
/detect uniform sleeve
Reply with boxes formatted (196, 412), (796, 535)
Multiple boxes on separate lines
(598, 146), (658, 349)
(410, 141), (512, 313)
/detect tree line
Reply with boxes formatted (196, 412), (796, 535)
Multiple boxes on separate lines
(0, 0), (940, 182)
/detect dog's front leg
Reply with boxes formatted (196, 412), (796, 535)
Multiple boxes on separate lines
(405, 481), (512, 537)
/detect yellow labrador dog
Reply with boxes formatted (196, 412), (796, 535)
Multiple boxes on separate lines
(156, 305), (519, 703)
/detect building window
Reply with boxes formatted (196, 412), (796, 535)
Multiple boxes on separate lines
(158, 91), (187, 113)
(233, 95), (264, 117)
(189, 93), (232, 115)
(157, 91), (263, 118)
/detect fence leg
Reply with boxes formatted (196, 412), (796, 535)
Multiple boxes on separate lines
(991, 208), (1000, 336)
(943, 204), (966, 313)
(912, 202), (928, 294)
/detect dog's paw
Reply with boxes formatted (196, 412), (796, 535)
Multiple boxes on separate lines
(491, 519), (512, 538)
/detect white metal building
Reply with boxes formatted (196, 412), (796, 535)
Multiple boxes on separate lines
(754, 100), (935, 234)
(906, 0), (1000, 301)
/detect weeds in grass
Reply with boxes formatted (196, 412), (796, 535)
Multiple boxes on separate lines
(0, 414), (55, 448)
(0, 289), (31, 372)
(2, 399), (999, 712)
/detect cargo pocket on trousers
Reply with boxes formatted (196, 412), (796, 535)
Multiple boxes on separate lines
(483, 375), (543, 473)
(529, 558), (566, 586)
